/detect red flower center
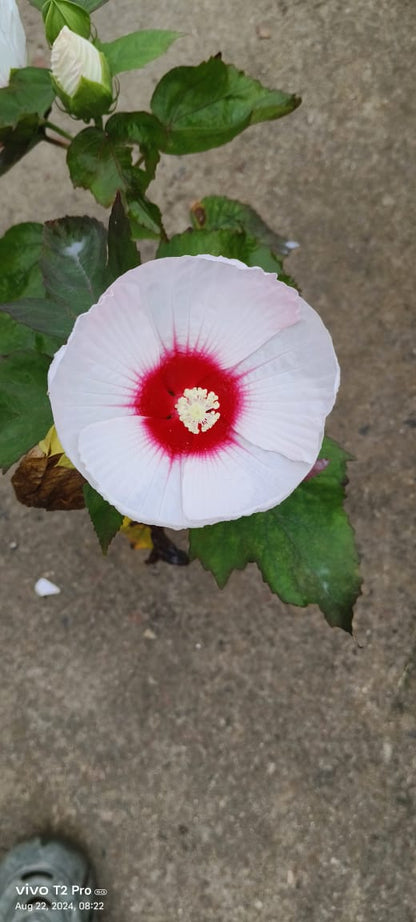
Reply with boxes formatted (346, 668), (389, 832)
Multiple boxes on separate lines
(132, 348), (243, 458)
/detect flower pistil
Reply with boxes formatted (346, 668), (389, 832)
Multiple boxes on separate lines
(175, 387), (220, 434)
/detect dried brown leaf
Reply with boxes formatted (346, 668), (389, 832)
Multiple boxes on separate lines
(12, 446), (86, 510)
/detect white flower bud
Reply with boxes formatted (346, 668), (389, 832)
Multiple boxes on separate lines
(0, 0), (27, 88)
(51, 26), (112, 120)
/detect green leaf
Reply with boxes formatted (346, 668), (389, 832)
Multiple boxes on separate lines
(0, 68), (54, 174)
(157, 227), (297, 287)
(29, 0), (109, 7)
(67, 127), (135, 207)
(98, 30), (180, 76)
(107, 193), (140, 280)
(157, 227), (248, 260)
(106, 110), (166, 152)
(0, 351), (53, 467)
(0, 117), (44, 176)
(1, 212), (142, 347)
(81, 0), (109, 8)
(106, 111), (164, 189)
(67, 129), (162, 236)
(127, 195), (163, 240)
(83, 483), (123, 554)
(0, 68), (55, 130)
(190, 195), (296, 258)
(65, 0), (109, 9)
(0, 298), (77, 341)
(0, 313), (61, 357)
(0, 222), (64, 354)
(189, 438), (361, 633)
(42, 0), (91, 44)
(41, 216), (111, 313)
(151, 57), (301, 154)
(0, 313), (39, 354)
(245, 243), (298, 288)
(158, 227), (272, 269)
(0, 223), (44, 302)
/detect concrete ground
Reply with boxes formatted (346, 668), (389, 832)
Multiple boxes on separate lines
(1, 0), (415, 919)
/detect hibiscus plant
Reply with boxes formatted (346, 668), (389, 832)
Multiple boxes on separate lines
(0, 0), (361, 631)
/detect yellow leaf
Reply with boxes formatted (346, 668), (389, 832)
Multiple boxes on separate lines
(38, 425), (75, 468)
(121, 518), (153, 550)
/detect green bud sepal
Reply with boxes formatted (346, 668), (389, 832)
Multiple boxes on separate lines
(51, 70), (112, 120)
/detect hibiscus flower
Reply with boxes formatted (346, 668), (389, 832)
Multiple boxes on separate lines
(48, 255), (340, 529)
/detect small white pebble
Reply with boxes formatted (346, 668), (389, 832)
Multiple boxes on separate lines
(287, 868), (296, 887)
(143, 628), (157, 640)
(35, 577), (60, 597)
(254, 899), (263, 910)
(9, 541), (18, 550)
(383, 740), (393, 763)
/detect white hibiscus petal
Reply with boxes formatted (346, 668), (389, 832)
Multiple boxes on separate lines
(117, 257), (300, 368)
(182, 436), (311, 526)
(48, 293), (162, 470)
(78, 416), (185, 529)
(51, 403), (135, 478)
(234, 296), (340, 460)
(116, 258), (193, 352)
(68, 286), (162, 377)
(47, 344), (66, 389)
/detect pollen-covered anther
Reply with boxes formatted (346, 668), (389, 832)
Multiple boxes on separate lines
(175, 387), (220, 434)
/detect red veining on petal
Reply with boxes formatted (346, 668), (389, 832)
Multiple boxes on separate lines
(130, 347), (243, 458)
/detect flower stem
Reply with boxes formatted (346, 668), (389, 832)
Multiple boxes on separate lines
(43, 121), (74, 142)
(44, 135), (70, 149)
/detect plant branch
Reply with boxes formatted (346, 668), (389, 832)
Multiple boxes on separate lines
(43, 121), (74, 142)
(44, 134), (70, 150)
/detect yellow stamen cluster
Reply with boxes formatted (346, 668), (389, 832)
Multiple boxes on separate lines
(175, 387), (220, 434)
